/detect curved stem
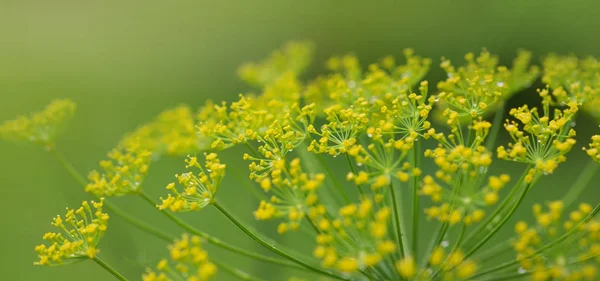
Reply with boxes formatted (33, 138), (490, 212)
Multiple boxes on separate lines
(212, 201), (350, 281)
(214, 260), (266, 281)
(562, 159), (599, 208)
(92, 257), (129, 281)
(137, 192), (306, 271)
(411, 141), (421, 258)
(468, 201), (600, 280)
(462, 178), (534, 261)
(389, 182), (406, 259)
(485, 102), (505, 152)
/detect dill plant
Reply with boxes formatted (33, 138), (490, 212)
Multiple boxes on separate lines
(2, 42), (600, 281)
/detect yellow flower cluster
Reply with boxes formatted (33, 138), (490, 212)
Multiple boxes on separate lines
(121, 105), (208, 157)
(86, 143), (152, 196)
(34, 199), (108, 266)
(497, 99), (578, 182)
(238, 41), (314, 87)
(305, 49), (431, 112)
(308, 105), (369, 156)
(311, 199), (397, 274)
(542, 54), (599, 107)
(422, 145), (510, 225)
(436, 50), (539, 120)
(395, 248), (478, 280)
(158, 153), (226, 212)
(0, 99), (76, 147)
(513, 201), (600, 281)
(143, 234), (217, 281)
(246, 154), (324, 234)
(584, 135), (600, 163)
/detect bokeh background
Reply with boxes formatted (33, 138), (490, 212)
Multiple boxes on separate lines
(1, 1), (600, 280)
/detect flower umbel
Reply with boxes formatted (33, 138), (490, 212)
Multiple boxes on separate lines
(0, 99), (76, 146)
(34, 199), (108, 266)
(159, 153), (226, 212)
(143, 234), (217, 281)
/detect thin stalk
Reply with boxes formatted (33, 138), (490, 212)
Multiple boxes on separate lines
(92, 257), (129, 281)
(345, 153), (365, 197)
(462, 179), (534, 261)
(430, 224), (467, 279)
(316, 153), (351, 204)
(214, 260), (267, 281)
(562, 159), (599, 208)
(411, 141), (421, 258)
(137, 192), (306, 271)
(463, 168), (528, 247)
(468, 201), (600, 280)
(213, 201), (350, 281)
(485, 102), (505, 152)
(389, 182), (406, 259)
(419, 221), (448, 269)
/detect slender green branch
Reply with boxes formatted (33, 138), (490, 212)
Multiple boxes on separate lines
(389, 182), (406, 259)
(213, 201), (350, 281)
(51, 148), (87, 186)
(92, 257), (129, 281)
(137, 192), (306, 271)
(462, 179), (534, 261)
(411, 141), (421, 258)
(214, 260), (267, 281)
(315, 153), (351, 204)
(485, 102), (505, 152)
(468, 201), (600, 280)
(345, 153), (365, 197)
(562, 159), (599, 208)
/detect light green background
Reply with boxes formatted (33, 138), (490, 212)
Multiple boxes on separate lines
(1, 1), (600, 280)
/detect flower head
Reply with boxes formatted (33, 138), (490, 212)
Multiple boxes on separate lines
(34, 199), (108, 266)
(584, 135), (600, 163)
(238, 41), (314, 87)
(0, 99), (76, 147)
(86, 143), (152, 196)
(143, 234), (217, 281)
(497, 98), (578, 181)
(159, 153), (226, 212)
(512, 201), (600, 280)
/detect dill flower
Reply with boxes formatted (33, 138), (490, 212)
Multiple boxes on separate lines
(422, 144), (511, 225)
(143, 234), (217, 281)
(310, 198), (397, 274)
(512, 201), (600, 280)
(497, 97), (578, 181)
(436, 49), (539, 119)
(0, 99), (76, 147)
(542, 54), (599, 106)
(238, 41), (314, 87)
(158, 153), (226, 212)
(584, 135), (600, 163)
(86, 142), (152, 196)
(34, 199), (108, 266)
(395, 248), (478, 280)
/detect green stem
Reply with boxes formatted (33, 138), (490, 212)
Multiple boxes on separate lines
(485, 102), (505, 152)
(214, 260), (266, 281)
(562, 159), (599, 208)
(345, 153), (365, 197)
(51, 148), (87, 186)
(316, 153), (351, 204)
(431, 224), (466, 279)
(463, 168), (528, 247)
(411, 141), (421, 258)
(389, 182), (406, 259)
(462, 177), (538, 262)
(92, 257), (129, 281)
(468, 201), (600, 280)
(213, 201), (350, 281)
(137, 192), (306, 271)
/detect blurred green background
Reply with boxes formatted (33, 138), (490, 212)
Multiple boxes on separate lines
(1, 1), (600, 280)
